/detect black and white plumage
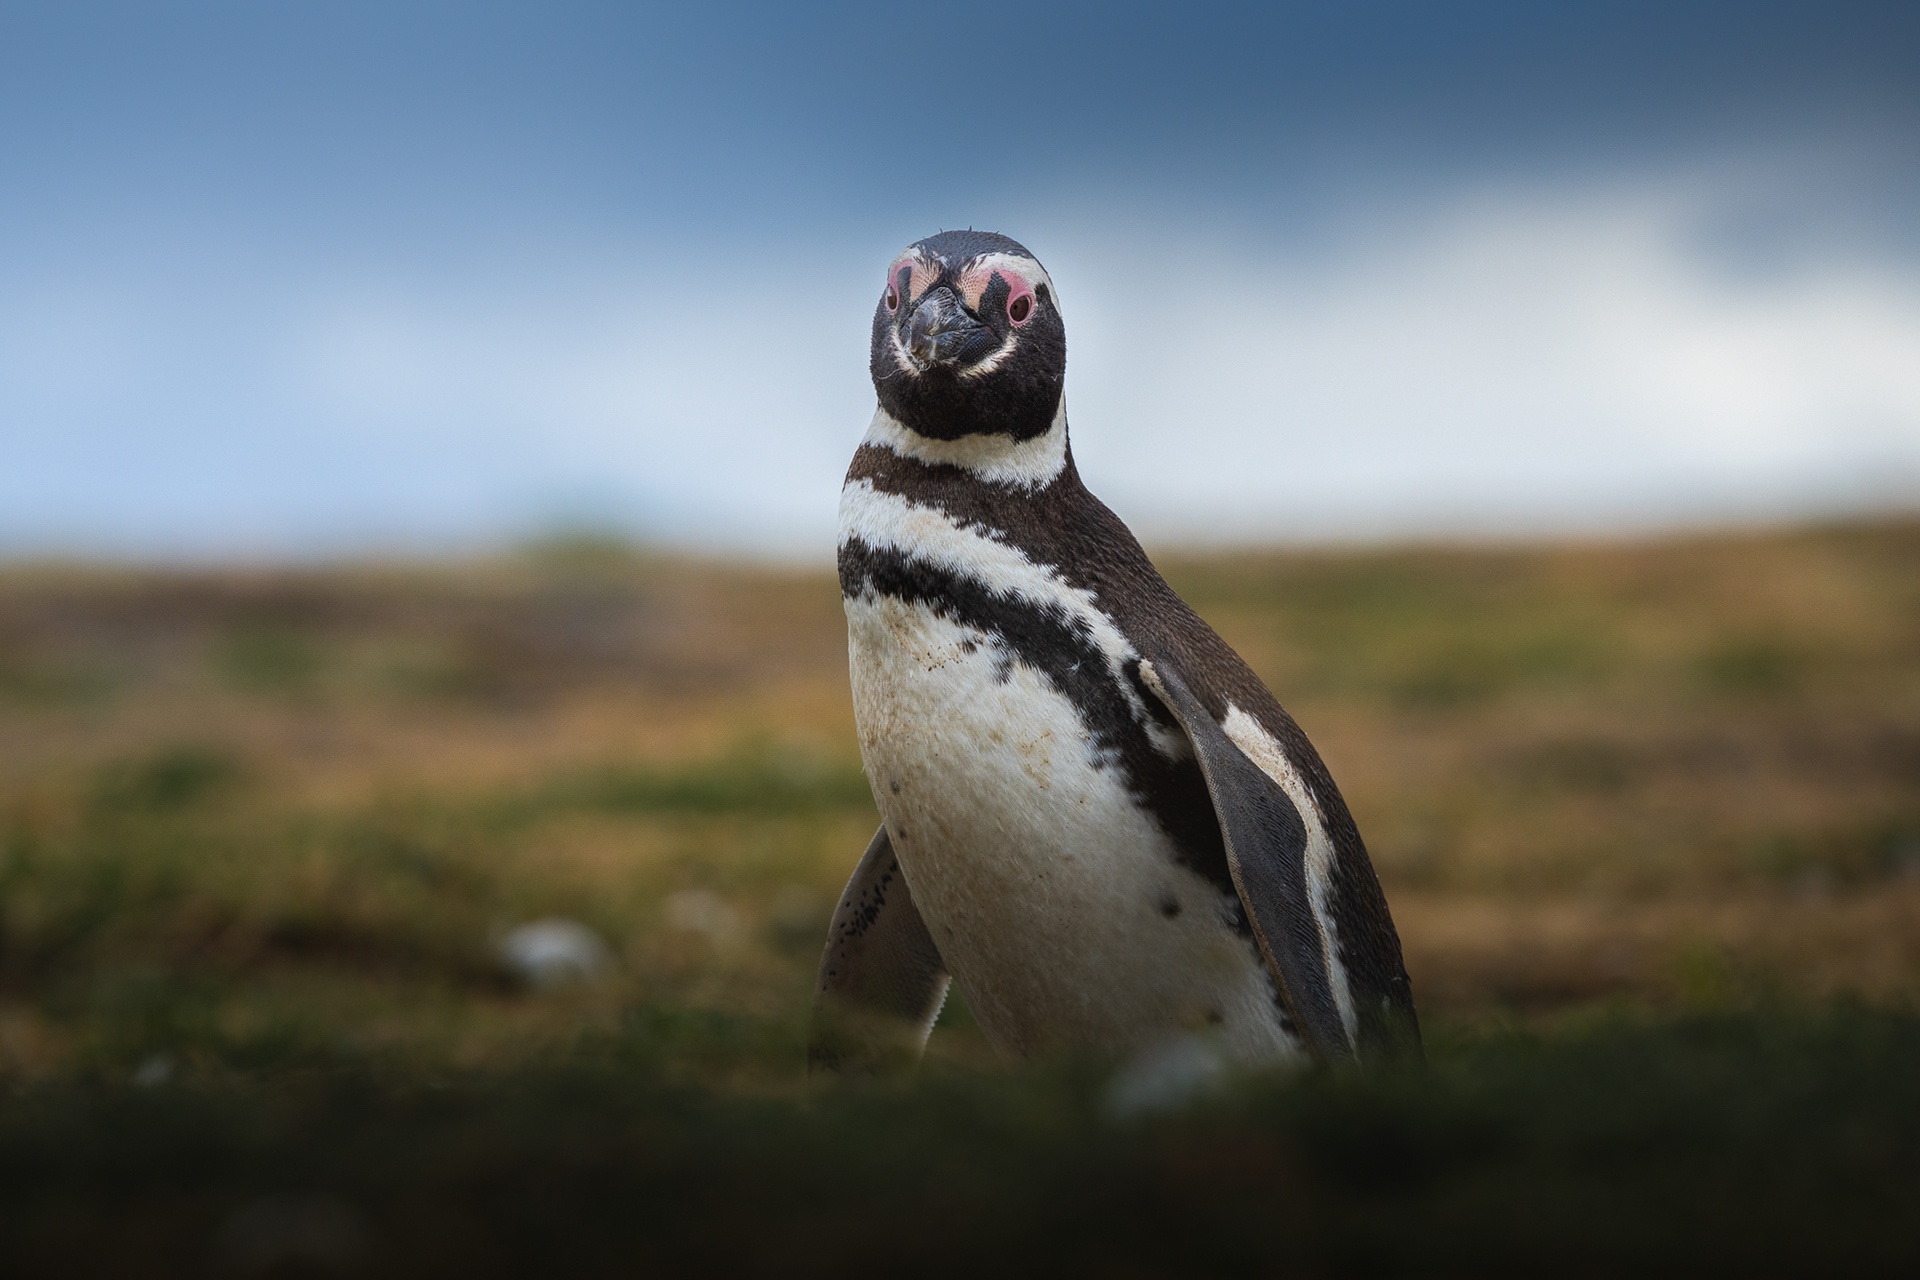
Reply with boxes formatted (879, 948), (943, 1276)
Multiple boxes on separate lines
(810, 230), (1419, 1072)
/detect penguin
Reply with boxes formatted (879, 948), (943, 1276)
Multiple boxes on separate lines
(810, 230), (1419, 1073)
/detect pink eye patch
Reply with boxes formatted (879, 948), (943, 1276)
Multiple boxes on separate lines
(884, 254), (943, 311)
(957, 262), (1038, 327)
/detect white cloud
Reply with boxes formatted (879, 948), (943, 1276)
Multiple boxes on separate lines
(1067, 170), (1920, 539)
(288, 265), (876, 554)
(4, 161), (1918, 557)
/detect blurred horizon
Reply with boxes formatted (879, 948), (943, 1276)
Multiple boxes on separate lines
(5, 0), (1919, 561)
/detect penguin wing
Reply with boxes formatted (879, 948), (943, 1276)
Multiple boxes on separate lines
(1139, 659), (1357, 1064)
(808, 825), (951, 1073)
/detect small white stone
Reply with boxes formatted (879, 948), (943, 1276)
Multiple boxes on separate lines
(497, 918), (612, 988)
(664, 888), (742, 940)
(1102, 1034), (1232, 1119)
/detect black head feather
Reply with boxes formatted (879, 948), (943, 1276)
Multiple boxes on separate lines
(870, 230), (1067, 442)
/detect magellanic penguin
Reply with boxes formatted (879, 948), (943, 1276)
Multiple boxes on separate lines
(810, 230), (1419, 1074)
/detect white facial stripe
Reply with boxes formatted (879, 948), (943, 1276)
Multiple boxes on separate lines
(1217, 706), (1358, 1048)
(890, 248), (1057, 315)
(958, 334), (1017, 379)
(885, 326), (920, 379)
(838, 474), (1184, 759)
(862, 403), (1069, 488)
(961, 252), (1057, 309)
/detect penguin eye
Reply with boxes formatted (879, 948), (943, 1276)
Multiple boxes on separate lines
(1007, 292), (1034, 326)
(884, 263), (913, 313)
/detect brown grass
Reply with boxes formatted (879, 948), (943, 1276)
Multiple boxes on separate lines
(0, 520), (1915, 1075)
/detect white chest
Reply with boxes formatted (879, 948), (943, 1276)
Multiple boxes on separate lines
(841, 526), (1296, 1062)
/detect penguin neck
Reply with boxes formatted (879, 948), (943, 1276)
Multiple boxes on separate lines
(863, 397), (1070, 489)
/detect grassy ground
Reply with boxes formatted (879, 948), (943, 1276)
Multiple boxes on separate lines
(1, 521), (1916, 1273)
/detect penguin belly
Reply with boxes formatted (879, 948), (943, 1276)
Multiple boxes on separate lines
(845, 590), (1298, 1063)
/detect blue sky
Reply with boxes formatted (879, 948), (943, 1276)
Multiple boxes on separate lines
(4, 1), (1918, 558)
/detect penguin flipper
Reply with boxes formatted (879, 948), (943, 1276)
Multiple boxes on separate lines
(1138, 659), (1355, 1065)
(808, 825), (951, 1074)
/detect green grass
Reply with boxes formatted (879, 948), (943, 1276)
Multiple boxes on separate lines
(3, 1008), (1917, 1276)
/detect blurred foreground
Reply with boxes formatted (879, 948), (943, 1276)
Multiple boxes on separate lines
(1, 521), (1916, 1272)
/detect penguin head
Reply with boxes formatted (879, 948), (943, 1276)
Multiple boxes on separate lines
(870, 230), (1066, 443)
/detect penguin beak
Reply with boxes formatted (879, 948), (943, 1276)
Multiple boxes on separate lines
(904, 287), (993, 370)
